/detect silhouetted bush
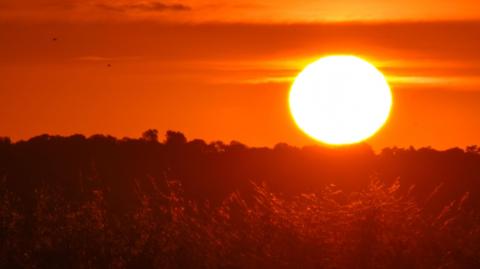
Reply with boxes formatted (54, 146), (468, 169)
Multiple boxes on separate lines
(1, 178), (479, 268)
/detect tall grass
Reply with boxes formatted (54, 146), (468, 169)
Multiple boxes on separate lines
(1, 178), (479, 268)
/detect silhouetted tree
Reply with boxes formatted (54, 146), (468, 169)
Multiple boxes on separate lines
(165, 131), (187, 145)
(0, 137), (10, 145)
(142, 129), (159, 142)
(466, 145), (480, 154)
(0, 130), (479, 209)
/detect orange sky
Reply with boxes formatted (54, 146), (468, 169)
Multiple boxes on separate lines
(1, 1), (480, 150)
(2, 0), (480, 22)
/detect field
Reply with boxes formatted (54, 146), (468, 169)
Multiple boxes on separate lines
(1, 133), (480, 268)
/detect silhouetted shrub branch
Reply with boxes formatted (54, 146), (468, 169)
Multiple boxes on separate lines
(1, 177), (479, 269)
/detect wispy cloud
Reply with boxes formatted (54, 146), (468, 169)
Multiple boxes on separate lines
(96, 1), (191, 12)
(0, 0), (191, 22)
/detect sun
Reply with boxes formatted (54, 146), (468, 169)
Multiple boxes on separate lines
(289, 55), (392, 145)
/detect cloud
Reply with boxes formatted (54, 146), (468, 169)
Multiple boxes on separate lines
(96, 1), (191, 12)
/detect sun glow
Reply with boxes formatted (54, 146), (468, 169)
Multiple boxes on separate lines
(289, 56), (392, 145)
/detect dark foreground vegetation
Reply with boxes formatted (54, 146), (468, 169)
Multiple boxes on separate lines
(1, 130), (480, 268)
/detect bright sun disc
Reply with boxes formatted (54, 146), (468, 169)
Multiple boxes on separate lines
(289, 55), (392, 145)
